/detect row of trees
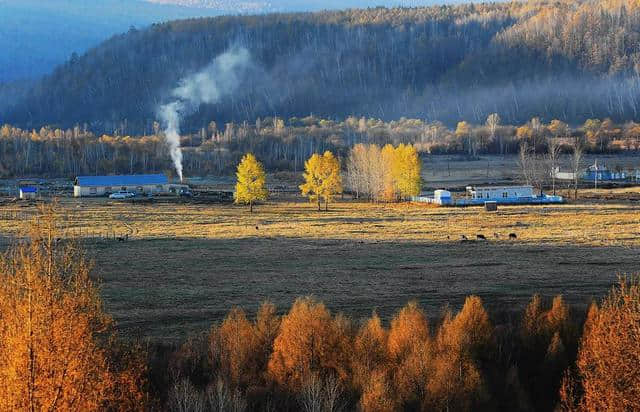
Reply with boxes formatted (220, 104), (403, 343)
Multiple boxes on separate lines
(0, 114), (638, 178)
(235, 151), (344, 212)
(345, 144), (421, 202)
(518, 134), (585, 199)
(1, 209), (639, 410)
(234, 144), (421, 212)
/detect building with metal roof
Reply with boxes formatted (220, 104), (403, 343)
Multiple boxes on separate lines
(19, 186), (38, 200)
(73, 174), (169, 197)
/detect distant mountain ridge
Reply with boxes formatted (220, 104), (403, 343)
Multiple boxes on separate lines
(3, 1), (640, 132)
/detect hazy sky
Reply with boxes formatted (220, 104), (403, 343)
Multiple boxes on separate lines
(144, 0), (462, 11)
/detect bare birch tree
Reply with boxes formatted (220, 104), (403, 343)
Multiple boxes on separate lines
(546, 137), (562, 195)
(486, 113), (502, 154)
(571, 138), (584, 200)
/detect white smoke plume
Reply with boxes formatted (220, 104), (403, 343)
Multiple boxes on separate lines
(158, 46), (251, 181)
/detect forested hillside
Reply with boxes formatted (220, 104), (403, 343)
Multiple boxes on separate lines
(4, 0), (640, 135)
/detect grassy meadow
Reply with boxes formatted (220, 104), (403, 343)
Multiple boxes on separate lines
(0, 192), (639, 340)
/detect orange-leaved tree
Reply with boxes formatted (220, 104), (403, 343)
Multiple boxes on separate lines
(562, 277), (640, 411)
(267, 297), (350, 392)
(386, 301), (431, 407)
(0, 206), (145, 411)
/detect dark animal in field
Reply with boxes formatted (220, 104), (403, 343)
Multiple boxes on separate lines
(493, 233), (500, 239)
(255, 226), (259, 230)
(446, 235), (450, 240)
(461, 235), (468, 240)
(476, 234), (487, 240)
(509, 233), (517, 240)
(117, 234), (129, 242)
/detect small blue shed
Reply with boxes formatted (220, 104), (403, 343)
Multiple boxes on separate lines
(19, 186), (38, 200)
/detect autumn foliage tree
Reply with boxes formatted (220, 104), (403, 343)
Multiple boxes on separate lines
(345, 143), (421, 202)
(267, 297), (350, 392)
(392, 144), (421, 200)
(562, 277), (640, 411)
(427, 296), (492, 410)
(386, 301), (431, 408)
(0, 207), (145, 411)
(210, 307), (261, 389)
(235, 153), (268, 212)
(519, 294), (575, 411)
(300, 151), (343, 211)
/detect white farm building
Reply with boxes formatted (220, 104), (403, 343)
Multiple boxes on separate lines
(73, 174), (170, 197)
(413, 185), (563, 206)
(466, 185), (534, 200)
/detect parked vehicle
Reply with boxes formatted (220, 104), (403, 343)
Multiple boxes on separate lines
(109, 191), (135, 199)
(179, 188), (193, 197)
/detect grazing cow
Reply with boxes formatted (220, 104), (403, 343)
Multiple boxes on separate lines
(461, 234), (468, 240)
(509, 233), (517, 240)
(255, 226), (259, 230)
(476, 234), (487, 240)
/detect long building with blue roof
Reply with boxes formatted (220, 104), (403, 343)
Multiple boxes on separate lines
(73, 174), (169, 197)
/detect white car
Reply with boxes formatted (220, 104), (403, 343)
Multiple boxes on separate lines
(109, 191), (135, 199)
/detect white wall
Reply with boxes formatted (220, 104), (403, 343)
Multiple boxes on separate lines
(74, 184), (170, 197)
(470, 186), (533, 199)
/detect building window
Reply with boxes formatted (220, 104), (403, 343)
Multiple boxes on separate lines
(105, 187), (112, 193)
(503, 192), (508, 198)
(156, 185), (163, 191)
(121, 186), (127, 191)
(89, 187), (97, 195)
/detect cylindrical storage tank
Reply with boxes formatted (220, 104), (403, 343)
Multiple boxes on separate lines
(434, 190), (452, 205)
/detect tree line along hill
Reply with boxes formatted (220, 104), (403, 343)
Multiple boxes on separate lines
(3, 0), (640, 135)
(0, 115), (636, 178)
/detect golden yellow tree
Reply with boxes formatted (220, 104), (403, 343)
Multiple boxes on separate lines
(234, 153), (268, 212)
(300, 151), (343, 211)
(0, 207), (145, 411)
(380, 144), (397, 201)
(392, 144), (421, 200)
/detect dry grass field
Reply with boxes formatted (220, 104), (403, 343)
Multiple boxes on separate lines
(0, 192), (639, 340)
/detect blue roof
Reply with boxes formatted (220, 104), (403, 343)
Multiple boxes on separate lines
(20, 186), (37, 193)
(75, 174), (168, 187)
